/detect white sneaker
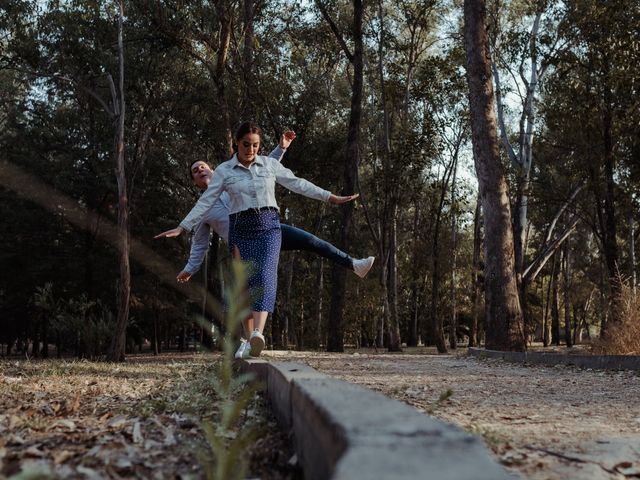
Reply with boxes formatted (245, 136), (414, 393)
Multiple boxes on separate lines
(234, 340), (248, 359)
(240, 341), (251, 359)
(353, 256), (375, 278)
(249, 330), (265, 357)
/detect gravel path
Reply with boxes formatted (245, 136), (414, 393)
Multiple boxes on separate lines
(263, 349), (640, 480)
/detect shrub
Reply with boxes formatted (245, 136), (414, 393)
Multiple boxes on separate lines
(593, 282), (640, 355)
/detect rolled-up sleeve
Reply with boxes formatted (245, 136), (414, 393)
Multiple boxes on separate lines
(268, 145), (285, 162)
(273, 161), (331, 202)
(179, 168), (225, 232)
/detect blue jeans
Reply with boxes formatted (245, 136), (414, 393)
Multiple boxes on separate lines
(280, 224), (354, 270)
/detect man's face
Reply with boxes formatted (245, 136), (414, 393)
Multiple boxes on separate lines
(190, 161), (213, 190)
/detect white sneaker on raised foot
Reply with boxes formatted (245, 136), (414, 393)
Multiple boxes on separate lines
(353, 256), (375, 278)
(234, 340), (248, 359)
(249, 330), (265, 357)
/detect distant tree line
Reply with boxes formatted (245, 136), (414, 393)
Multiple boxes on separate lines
(0, 0), (638, 358)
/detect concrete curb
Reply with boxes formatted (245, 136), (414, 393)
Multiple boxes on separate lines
(238, 358), (514, 480)
(468, 347), (640, 370)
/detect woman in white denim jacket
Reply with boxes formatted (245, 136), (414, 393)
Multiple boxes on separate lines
(156, 122), (357, 357)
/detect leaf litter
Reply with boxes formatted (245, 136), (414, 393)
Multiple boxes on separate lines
(0, 353), (300, 480)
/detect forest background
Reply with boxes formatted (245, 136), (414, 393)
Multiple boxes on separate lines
(1, 0), (638, 360)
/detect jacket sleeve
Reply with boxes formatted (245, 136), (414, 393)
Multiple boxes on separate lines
(272, 160), (331, 202)
(268, 145), (286, 162)
(183, 221), (212, 275)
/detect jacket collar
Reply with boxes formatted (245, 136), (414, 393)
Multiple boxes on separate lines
(231, 153), (264, 170)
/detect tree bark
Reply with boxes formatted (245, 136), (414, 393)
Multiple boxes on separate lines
(463, 0), (525, 351)
(600, 53), (619, 333)
(562, 241), (572, 347)
(242, 0), (255, 118)
(469, 197), (482, 347)
(551, 253), (560, 346)
(107, 1), (130, 362)
(450, 157), (458, 349)
(314, 258), (324, 348)
(214, 3), (234, 160)
(408, 203), (421, 347)
(324, 0), (364, 352)
(631, 213), (637, 296)
(284, 252), (296, 349)
(387, 207), (401, 351)
(431, 190), (448, 353)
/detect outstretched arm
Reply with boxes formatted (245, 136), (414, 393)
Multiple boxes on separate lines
(328, 193), (359, 204)
(155, 166), (225, 239)
(176, 221), (212, 282)
(272, 159), (358, 204)
(268, 130), (296, 162)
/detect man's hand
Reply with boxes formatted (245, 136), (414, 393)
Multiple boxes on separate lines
(329, 193), (359, 204)
(177, 270), (192, 283)
(279, 129), (296, 149)
(154, 226), (184, 239)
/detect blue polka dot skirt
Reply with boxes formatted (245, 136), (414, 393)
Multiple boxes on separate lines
(228, 209), (282, 312)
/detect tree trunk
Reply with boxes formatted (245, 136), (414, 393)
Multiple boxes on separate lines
(152, 310), (159, 356)
(551, 253), (560, 346)
(242, 0), (255, 118)
(430, 152), (458, 354)
(599, 255), (608, 336)
(298, 300), (305, 350)
(387, 207), (401, 351)
(107, 2), (130, 362)
(470, 197), (482, 347)
(431, 200), (447, 353)
(408, 203), (421, 347)
(378, 247), (390, 348)
(314, 258), (324, 348)
(600, 55), (619, 332)
(326, 0), (363, 352)
(562, 241), (572, 347)
(542, 269), (552, 347)
(630, 213), (636, 295)
(214, 3), (234, 160)
(463, 0), (525, 351)
(450, 158), (458, 349)
(271, 309), (283, 349)
(284, 253), (296, 349)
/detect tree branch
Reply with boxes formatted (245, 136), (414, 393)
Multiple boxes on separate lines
(315, 1), (354, 63)
(524, 215), (580, 283)
(491, 60), (519, 168)
(543, 181), (586, 246)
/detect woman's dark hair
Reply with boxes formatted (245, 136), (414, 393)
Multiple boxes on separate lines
(234, 121), (263, 141)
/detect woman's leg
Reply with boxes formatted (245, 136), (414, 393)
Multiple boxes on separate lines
(248, 311), (267, 357)
(243, 317), (254, 337)
(233, 210), (280, 356)
(280, 224), (354, 270)
(252, 311), (268, 333)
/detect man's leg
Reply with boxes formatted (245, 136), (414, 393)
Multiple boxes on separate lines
(280, 224), (354, 270)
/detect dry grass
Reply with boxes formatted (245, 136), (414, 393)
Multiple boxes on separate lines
(0, 353), (299, 480)
(593, 283), (640, 355)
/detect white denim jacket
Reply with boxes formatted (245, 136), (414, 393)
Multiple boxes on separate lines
(179, 153), (331, 232)
(182, 146), (285, 274)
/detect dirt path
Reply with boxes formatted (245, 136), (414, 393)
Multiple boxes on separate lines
(264, 349), (640, 480)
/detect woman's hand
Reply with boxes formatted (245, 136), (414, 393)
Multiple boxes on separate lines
(154, 226), (184, 239)
(176, 270), (192, 283)
(279, 129), (296, 149)
(329, 193), (359, 204)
